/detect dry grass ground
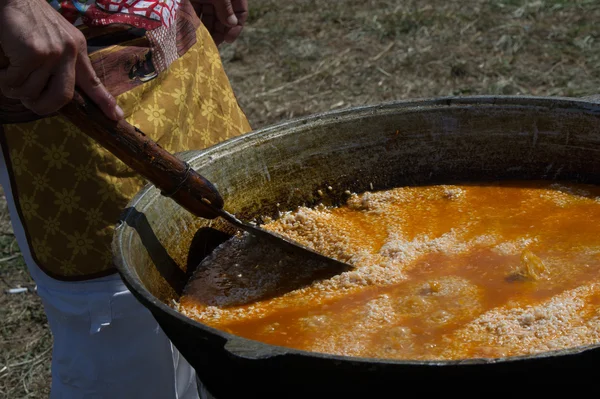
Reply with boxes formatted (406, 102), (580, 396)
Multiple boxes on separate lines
(226, 0), (599, 128)
(1, 0), (599, 397)
(0, 194), (51, 398)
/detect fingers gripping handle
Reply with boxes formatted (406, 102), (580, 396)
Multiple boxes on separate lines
(0, 48), (224, 219)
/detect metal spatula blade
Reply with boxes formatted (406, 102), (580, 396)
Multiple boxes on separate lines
(216, 209), (353, 271)
(48, 85), (353, 273)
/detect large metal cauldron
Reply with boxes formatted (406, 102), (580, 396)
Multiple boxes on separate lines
(113, 96), (600, 397)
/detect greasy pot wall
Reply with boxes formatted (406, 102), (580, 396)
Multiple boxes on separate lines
(113, 96), (600, 398)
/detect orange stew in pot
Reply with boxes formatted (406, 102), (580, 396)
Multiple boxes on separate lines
(179, 181), (600, 360)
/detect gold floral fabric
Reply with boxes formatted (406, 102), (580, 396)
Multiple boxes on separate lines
(0, 24), (251, 280)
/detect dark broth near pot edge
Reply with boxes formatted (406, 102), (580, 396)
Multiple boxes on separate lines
(179, 181), (600, 360)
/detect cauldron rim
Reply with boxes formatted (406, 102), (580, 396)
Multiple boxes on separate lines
(113, 94), (600, 367)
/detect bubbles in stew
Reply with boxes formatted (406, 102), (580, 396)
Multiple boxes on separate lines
(178, 181), (600, 360)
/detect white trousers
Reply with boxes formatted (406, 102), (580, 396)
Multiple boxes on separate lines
(0, 147), (201, 399)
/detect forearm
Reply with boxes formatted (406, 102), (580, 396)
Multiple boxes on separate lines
(0, 0), (31, 9)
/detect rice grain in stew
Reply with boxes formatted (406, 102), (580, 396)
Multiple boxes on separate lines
(178, 181), (600, 360)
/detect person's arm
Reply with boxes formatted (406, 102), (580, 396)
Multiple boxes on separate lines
(0, 0), (122, 120)
(190, 0), (248, 46)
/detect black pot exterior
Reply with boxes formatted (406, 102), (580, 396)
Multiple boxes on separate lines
(114, 96), (600, 397)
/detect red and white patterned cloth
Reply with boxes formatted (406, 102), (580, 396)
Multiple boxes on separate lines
(96, 0), (179, 27)
(50, 0), (181, 30)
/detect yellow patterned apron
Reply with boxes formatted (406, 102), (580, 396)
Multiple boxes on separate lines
(0, 22), (251, 280)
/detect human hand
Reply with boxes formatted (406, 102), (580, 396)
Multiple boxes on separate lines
(0, 0), (123, 120)
(191, 0), (248, 46)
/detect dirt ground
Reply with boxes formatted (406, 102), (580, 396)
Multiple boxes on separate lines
(1, 0), (599, 397)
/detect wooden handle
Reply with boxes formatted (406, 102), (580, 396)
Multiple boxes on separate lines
(63, 91), (224, 219)
(1, 49), (223, 218)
